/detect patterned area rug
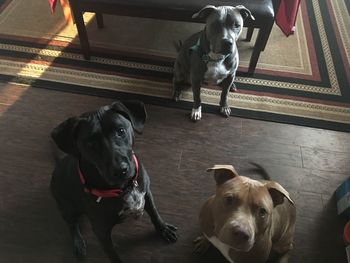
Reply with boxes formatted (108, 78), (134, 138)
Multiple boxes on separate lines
(0, 0), (349, 131)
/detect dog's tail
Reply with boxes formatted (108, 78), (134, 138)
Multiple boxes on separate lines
(173, 40), (183, 52)
(248, 162), (271, 181)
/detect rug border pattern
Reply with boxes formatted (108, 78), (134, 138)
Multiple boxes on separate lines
(0, 0), (349, 132)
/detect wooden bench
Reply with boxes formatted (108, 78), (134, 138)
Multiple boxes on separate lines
(68, 0), (279, 75)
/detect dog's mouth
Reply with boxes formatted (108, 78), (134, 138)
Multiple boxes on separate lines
(230, 242), (254, 252)
(111, 167), (134, 186)
(95, 163), (134, 187)
(219, 224), (255, 252)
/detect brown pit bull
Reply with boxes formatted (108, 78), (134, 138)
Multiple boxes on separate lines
(194, 165), (296, 263)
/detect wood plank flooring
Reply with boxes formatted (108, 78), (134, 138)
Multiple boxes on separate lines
(0, 82), (349, 263)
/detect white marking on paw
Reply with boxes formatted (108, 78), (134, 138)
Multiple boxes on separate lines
(191, 106), (202, 121)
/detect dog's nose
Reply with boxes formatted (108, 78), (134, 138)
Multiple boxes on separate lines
(232, 228), (249, 243)
(222, 39), (233, 50)
(118, 163), (129, 176)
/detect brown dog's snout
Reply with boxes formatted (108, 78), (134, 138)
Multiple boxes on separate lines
(232, 226), (250, 243)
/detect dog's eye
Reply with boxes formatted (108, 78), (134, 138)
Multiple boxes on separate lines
(225, 196), (235, 205)
(234, 23), (240, 28)
(258, 207), (268, 218)
(116, 128), (126, 137)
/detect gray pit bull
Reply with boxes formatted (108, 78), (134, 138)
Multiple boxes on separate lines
(173, 5), (255, 121)
(194, 164), (296, 263)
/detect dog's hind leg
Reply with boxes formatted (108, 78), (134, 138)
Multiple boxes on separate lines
(70, 222), (87, 260)
(172, 78), (184, 102)
(230, 82), (237, 92)
(51, 188), (86, 259)
(92, 224), (122, 263)
(172, 62), (189, 101)
(57, 203), (86, 259)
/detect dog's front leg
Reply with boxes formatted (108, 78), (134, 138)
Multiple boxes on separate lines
(145, 190), (178, 242)
(219, 75), (234, 117)
(69, 223), (87, 260)
(266, 251), (290, 263)
(191, 80), (202, 121)
(275, 251), (291, 263)
(92, 224), (122, 263)
(193, 235), (211, 254)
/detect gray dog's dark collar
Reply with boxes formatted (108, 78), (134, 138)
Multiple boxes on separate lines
(189, 38), (228, 63)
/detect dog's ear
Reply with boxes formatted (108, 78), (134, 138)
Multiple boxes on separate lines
(111, 100), (147, 134)
(207, 165), (239, 185)
(51, 117), (80, 156)
(265, 181), (295, 207)
(235, 5), (255, 21)
(192, 5), (217, 20)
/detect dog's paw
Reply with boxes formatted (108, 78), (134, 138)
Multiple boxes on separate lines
(193, 235), (211, 254)
(220, 106), (231, 117)
(73, 234), (87, 260)
(159, 223), (178, 243)
(191, 106), (202, 121)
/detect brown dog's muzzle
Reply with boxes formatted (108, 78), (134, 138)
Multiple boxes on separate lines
(219, 219), (255, 252)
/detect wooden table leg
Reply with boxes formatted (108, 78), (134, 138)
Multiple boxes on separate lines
(247, 21), (274, 75)
(95, 13), (104, 28)
(69, 1), (91, 59)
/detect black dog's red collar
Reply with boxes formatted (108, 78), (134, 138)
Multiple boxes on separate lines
(78, 154), (139, 202)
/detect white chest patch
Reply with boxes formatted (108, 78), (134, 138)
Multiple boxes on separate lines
(205, 234), (234, 263)
(118, 188), (146, 220)
(204, 60), (230, 85)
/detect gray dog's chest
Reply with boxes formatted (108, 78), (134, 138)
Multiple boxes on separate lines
(118, 187), (146, 220)
(204, 60), (230, 85)
(203, 52), (238, 85)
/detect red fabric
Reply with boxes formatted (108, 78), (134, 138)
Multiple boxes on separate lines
(78, 154), (140, 200)
(276, 0), (301, 36)
(49, 0), (57, 14)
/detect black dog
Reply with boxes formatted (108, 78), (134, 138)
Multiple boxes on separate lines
(50, 100), (177, 263)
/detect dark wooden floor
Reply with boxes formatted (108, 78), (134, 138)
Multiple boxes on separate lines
(0, 82), (349, 263)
